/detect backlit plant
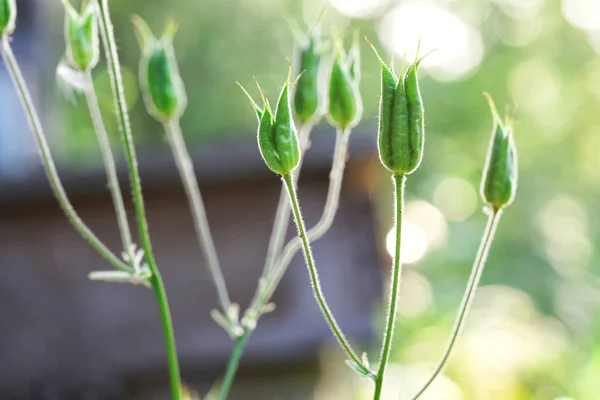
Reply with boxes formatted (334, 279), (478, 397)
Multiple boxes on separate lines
(0, 1), (518, 399)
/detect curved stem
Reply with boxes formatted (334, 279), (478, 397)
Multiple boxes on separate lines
(217, 127), (348, 398)
(96, 2), (181, 399)
(150, 274), (182, 400)
(218, 330), (250, 400)
(263, 121), (313, 275)
(254, 127), (350, 310)
(408, 209), (502, 400)
(164, 119), (231, 312)
(0, 37), (131, 273)
(282, 173), (366, 371)
(373, 174), (405, 400)
(83, 71), (133, 252)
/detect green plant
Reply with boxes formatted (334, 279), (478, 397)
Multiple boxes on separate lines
(0, 1), (518, 399)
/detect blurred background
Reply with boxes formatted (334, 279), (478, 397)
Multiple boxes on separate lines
(0, 0), (599, 399)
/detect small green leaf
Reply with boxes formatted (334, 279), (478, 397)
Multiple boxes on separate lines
(344, 360), (373, 379)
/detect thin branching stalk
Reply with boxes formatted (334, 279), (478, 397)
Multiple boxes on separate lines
(263, 121), (314, 275)
(95, 1), (181, 398)
(218, 126), (348, 398)
(83, 71), (133, 252)
(282, 172), (366, 370)
(218, 332), (250, 400)
(373, 174), (405, 400)
(0, 37), (131, 273)
(408, 209), (502, 400)
(164, 118), (231, 312)
(258, 127), (350, 306)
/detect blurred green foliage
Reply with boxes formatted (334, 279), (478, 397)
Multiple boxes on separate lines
(47, 0), (600, 399)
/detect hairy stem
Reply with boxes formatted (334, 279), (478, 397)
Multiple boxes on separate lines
(373, 174), (405, 400)
(253, 127), (350, 311)
(408, 209), (502, 400)
(283, 173), (366, 371)
(149, 274), (182, 400)
(96, 2), (181, 398)
(263, 121), (313, 275)
(0, 38), (131, 273)
(217, 127), (349, 397)
(164, 119), (231, 312)
(83, 71), (133, 252)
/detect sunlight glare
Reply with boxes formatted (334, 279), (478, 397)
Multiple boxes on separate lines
(405, 200), (447, 248)
(328, 0), (390, 19)
(386, 222), (428, 264)
(378, 2), (484, 81)
(493, 0), (547, 20)
(562, 0), (600, 31)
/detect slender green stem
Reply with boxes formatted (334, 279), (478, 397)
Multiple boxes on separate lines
(0, 37), (131, 273)
(217, 127), (349, 398)
(150, 274), (182, 400)
(218, 330), (250, 400)
(408, 209), (502, 400)
(164, 119), (231, 312)
(373, 174), (405, 400)
(252, 127), (351, 312)
(83, 71), (133, 252)
(282, 173), (365, 370)
(263, 122), (313, 275)
(96, 2), (181, 399)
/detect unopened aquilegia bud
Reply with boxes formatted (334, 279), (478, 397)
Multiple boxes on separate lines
(241, 72), (300, 176)
(132, 15), (186, 121)
(293, 29), (323, 125)
(328, 40), (362, 130)
(481, 93), (518, 210)
(61, 0), (99, 72)
(372, 43), (427, 176)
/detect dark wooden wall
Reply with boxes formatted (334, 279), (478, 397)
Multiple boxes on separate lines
(0, 136), (382, 399)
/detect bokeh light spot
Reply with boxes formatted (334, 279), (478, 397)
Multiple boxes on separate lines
(433, 177), (478, 222)
(465, 285), (568, 377)
(378, 2), (484, 81)
(493, 0), (547, 20)
(328, 0), (390, 19)
(509, 58), (560, 119)
(386, 222), (428, 264)
(405, 200), (448, 248)
(536, 196), (592, 276)
(398, 270), (434, 317)
(562, 0), (600, 31)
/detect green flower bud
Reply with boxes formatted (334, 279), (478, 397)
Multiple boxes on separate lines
(0, 0), (15, 37)
(293, 30), (322, 125)
(328, 47), (362, 130)
(62, 1), (99, 72)
(242, 74), (300, 175)
(132, 15), (186, 121)
(371, 43), (426, 176)
(481, 93), (518, 210)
